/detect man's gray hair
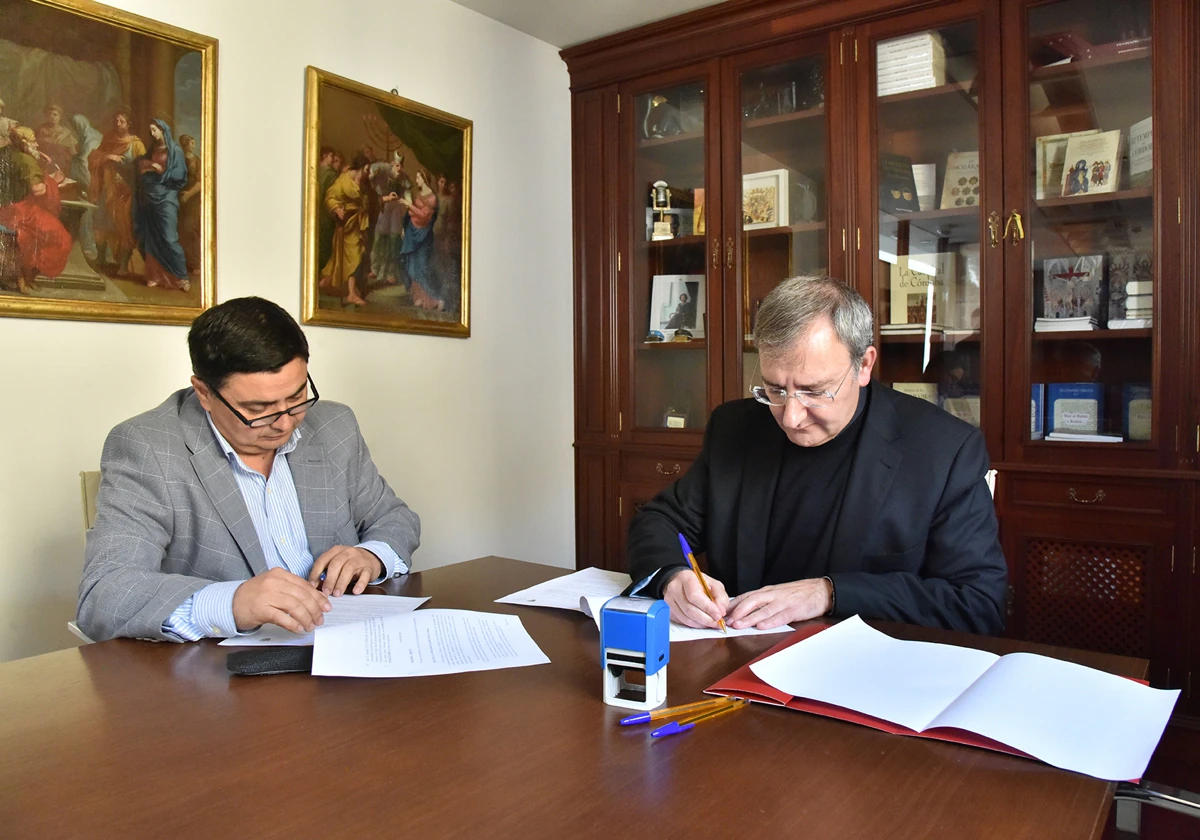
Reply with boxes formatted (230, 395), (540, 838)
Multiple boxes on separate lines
(753, 275), (875, 366)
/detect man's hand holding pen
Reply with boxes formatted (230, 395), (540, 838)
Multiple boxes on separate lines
(662, 567), (730, 629)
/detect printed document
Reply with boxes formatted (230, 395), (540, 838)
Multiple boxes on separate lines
(311, 609), (550, 678)
(219, 594), (430, 647)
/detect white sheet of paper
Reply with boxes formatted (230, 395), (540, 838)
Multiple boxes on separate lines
(495, 566), (631, 610)
(748, 614), (1180, 781)
(578, 594), (792, 643)
(218, 594), (430, 647)
(311, 609), (550, 678)
(750, 615), (999, 731)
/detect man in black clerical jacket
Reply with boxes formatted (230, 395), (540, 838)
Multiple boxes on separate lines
(626, 275), (1007, 636)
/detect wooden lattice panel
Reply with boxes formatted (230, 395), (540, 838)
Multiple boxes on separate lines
(1023, 539), (1150, 658)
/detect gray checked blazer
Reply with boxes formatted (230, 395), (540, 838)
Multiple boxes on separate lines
(77, 388), (421, 642)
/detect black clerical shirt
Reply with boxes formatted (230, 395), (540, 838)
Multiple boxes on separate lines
(762, 385), (869, 587)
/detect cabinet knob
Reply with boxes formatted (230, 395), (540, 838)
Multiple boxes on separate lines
(1067, 487), (1106, 504)
(655, 462), (681, 476)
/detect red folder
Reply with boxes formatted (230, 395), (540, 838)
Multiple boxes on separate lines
(705, 624), (1037, 761)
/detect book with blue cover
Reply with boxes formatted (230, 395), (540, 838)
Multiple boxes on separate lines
(1123, 384), (1152, 441)
(1031, 383), (1045, 440)
(1048, 382), (1104, 434)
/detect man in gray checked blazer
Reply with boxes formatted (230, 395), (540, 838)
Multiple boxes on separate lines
(78, 297), (420, 642)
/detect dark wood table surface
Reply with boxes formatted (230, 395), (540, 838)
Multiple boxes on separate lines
(1, 557), (1146, 839)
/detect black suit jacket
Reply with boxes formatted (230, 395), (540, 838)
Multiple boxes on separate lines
(627, 381), (1007, 635)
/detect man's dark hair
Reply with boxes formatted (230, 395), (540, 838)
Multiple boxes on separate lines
(188, 297), (309, 388)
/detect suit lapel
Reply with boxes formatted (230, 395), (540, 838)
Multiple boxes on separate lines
(288, 431), (331, 549)
(736, 408), (784, 594)
(181, 391), (268, 575)
(828, 383), (904, 574)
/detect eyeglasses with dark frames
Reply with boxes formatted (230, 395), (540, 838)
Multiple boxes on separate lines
(205, 374), (320, 428)
(750, 364), (853, 409)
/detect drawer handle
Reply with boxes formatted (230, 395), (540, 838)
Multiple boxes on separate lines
(1067, 488), (1106, 504)
(655, 462), (681, 476)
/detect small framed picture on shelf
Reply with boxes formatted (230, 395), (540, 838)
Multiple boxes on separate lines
(663, 407), (689, 429)
(648, 274), (705, 340)
(742, 168), (789, 230)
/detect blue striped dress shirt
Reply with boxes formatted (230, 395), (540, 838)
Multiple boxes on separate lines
(163, 414), (403, 640)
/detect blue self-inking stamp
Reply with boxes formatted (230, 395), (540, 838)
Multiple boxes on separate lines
(599, 596), (670, 710)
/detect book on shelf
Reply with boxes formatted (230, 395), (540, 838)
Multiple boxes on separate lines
(942, 395), (981, 428)
(1046, 431), (1123, 443)
(876, 31), (945, 58)
(693, 187), (706, 235)
(1060, 130), (1122, 197)
(1125, 279), (1153, 296)
(1034, 316), (1097, 332)
(939, 151), (980, 210)
(911, 163), (937, 211)
(1048, 382), (1104, 435)
(705, 615), (1177, 781)
(956, 243), (982, 331)
(1042, 254), (1105, 322)
(1125, 310), (1153, 321)
(888, 252), (956, 328)
(1035, 130), (1099, 201)
(1123, 383), (1152, 442)
(891, 382), (939, 404)
(1031, 383), (1045, 440)
(1125, 294), (1153, 311)
(880, 324), (945, 335)
(1128, 117), (1153, 189)
(879, 153), (920, 213)
(1108, 318), (1152, 329)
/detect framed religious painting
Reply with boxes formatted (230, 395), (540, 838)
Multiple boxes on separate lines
(0, 0), (216, 324)
(301, 66), (472, 337)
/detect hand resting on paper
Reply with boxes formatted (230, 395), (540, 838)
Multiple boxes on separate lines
(308, 545), (384, 597)
(725, 578), (832, 630)
(662, 568), (730, 629)
(232, 567), (332, 633)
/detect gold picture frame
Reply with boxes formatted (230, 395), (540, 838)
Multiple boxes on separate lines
(0, 0), (217, 325)
(301, 67), (472, 337)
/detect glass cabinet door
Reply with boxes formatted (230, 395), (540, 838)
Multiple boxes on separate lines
(731, 46), (831, 396)
(629, 79), (710, 433)
(1023, 0), (1154, 446)
(870, 20), (986, 430)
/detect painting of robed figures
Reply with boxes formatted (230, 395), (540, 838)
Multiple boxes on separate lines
(0, 0), (215, 324)
(301, 67), (472, 337)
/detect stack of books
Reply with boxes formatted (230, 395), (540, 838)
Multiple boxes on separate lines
(1123, 278), (1153, 323)
(1034, 316), (1096, 332)
(1107, 248), (1152, 329)
(877, 32), (946, 96)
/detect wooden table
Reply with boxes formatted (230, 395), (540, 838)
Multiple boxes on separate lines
(1, 557), (1145, 839)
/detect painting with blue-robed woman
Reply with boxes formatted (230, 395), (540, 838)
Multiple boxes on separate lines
(302, 67), (471, 337)
(132, 119), (190, 291)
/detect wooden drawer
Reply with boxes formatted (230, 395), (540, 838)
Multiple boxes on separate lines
(620, 453), (694, 484)
(1008, 475), (1171, 516)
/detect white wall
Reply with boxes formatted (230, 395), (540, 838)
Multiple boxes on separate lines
(0, 0), (575, 661)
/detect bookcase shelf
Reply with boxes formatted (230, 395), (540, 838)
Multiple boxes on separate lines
(1036, 187), (1152, 209)
(1030, 47), (1152, 83)
(1032, 328), (1152, 340)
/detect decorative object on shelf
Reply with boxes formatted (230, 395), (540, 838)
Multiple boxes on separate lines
(663, 407), (689, 429)
(1042, 255), (1105, 323)
(650, 180), (675, 240)
(742, 168), (789, 230)
(1127, 116), (1153, 189)
(645, 330), (665, 343)
(789, 172), (819, 223)
(799, 63), (825, 109)
(1123, 383), (1152, 441)
(911, 163), (937, 211)
(644, 207), (693, 240)
(889, 252), (956, 329)
(694, 188), (706, 235)
(671, 328), (693, 342)
(939, 151), (980, 209)
(0, 0), (216, 325)
(1035, 130), (1099, 200)
(892, 382), (939, 405)
(648, 274), (705, 340)
(876, 31), (946, 96)
(642, 92), (701, 139)
(879, 152), (919, 213)
(1059, 130), (1122, 197)
(1048, 382), (1104, 434)
(1031, 384), (1045, 440)
(301, 67), (472, 337)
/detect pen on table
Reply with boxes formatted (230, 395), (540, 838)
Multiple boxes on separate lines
(651, 698), (748, 738)
(619, 695), (736, 726)
(678, 533), (728, 634)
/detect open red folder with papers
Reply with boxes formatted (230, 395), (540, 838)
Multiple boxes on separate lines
(705, 617), (1175, 781)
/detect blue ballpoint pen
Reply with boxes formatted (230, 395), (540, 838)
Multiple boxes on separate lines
(678, 533), (728, 634)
